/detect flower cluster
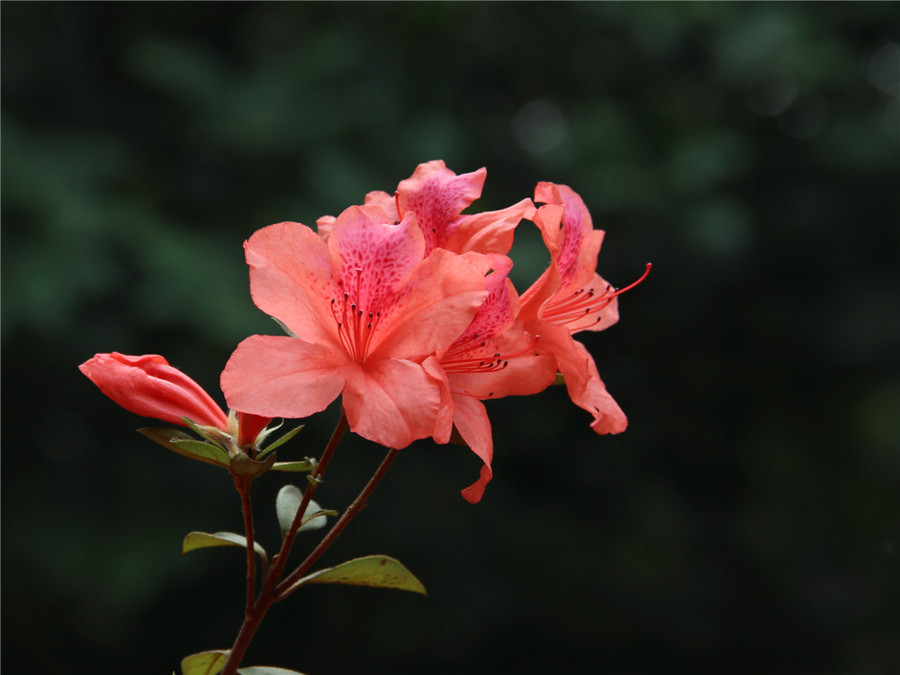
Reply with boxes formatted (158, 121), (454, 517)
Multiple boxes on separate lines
(81, 160), (646, 503)
(223, 161), (646, 501)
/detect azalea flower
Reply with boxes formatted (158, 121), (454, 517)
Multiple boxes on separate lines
(519, 182), (650, 435)
(433, 255), (557, 502)
(317, 160), (534, 257)
(79, 352), (271, 446)
(221, 204), (490, 450)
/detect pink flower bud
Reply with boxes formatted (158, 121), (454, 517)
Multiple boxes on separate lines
(79, 353), (229, 431)
(236, 411), (272, 447)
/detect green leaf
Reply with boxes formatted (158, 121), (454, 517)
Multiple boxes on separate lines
(289, 555), (427, 595)
(256, 424), (305, 459)
(182, 531), (268, 569)
(138, 427), (230, 468)
(275, 485), (335, 536)
(237, 668), (309, 675)
(171, 439), (232, 467)
(181, 649), (230, 675)
(270, 459), (316, 473)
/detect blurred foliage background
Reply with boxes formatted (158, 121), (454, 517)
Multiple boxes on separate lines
(3, 3), (898, 674)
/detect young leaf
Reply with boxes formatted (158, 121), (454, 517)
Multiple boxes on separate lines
(237, 668), (309, 675)
(275, 485), (334, 536)
(288, 555), (427, 595)
(270, 460), (316, 473)
(181, 649), (230, 675)
(138, 428), (229, 468)
(170, 439), (232, 467)
(256, 424), (305, 459)
(182, 531), (268, 570)
(138, 427), (230, 468)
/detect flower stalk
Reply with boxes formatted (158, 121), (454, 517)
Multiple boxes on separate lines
(220, 408), (351, 675)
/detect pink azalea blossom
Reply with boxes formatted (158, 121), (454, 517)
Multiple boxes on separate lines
(221, 205), (489, 450)
(520, 182), (649, 435)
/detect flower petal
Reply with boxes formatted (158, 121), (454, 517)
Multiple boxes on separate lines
(536, 323), (627, 434)
(369, 248), (488, 361)
(328, 205), (426, 318)
(445, 198), (536, 256)
(221, 335), (347, 419)
(451, 394), (494, 503)
(395, 160), (487, 253)
(245, 222), (339, 346)
(341, 357), (445, 449)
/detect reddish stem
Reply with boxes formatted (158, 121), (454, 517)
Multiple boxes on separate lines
(220, 408), (349, 675)
(275, 446), (400, 599)
(234, 476), (257, 616)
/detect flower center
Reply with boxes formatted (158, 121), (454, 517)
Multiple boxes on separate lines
(330, 269), (384, 364)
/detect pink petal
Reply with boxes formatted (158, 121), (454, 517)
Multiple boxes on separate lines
(445, 198), (536, 256)
(536, 323), (627, 434)
(221, 335), (347, 419)
(533, 185), (607, 291)
(451, 394), (494, 503)
(245, 222), (340, 347)
(362, 190), (399, 220)
(341, 357), (446, 449)
(369, 248), (488, 361)
(395, 160), (487, 253)
(328, 206), (425, 318)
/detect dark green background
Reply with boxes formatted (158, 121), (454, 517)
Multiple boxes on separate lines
(3, 3), (898, 674)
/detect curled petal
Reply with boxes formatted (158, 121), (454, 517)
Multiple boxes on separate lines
(446, 198), (536, 256)
(536, 324), (627, 435)
(451, 394), (494, 503)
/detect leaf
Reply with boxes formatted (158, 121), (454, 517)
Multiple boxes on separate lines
(275, 485), (335, 536)
(237, 668), (309, 675)
(138, 427), (230, 468)
(256, 424), (305, 459)
(182, 531), (268, 569)
(181, 649), (230, 675)
(171, 439), (232, 467)
(270, 460), (316, 473)
(289, 555), (427, 595)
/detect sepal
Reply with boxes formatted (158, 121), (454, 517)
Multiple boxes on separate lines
(230, 450), (277, 478)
